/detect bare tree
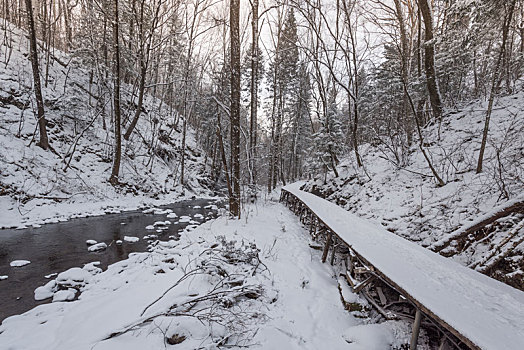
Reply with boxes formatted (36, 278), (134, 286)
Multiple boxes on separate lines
(477, 0), (517, 173)
(418, 0), (443, 119)
(248, 0), (259, 185)
(230, 0), (241, 217)
(24, 0), (49, 150)
(109, 0), (122, 185)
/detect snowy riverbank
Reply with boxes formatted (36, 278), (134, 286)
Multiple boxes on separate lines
(0, 198), (420, 349)
(0, 190), (220, 230)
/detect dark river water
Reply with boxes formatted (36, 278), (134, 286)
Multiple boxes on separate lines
(0, 198), (223, 323)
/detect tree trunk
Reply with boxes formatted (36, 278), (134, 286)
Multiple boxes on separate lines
(24, 0), (49, 150)
(249, 0), (259, 185)
(123, 63), (146, 140)
(394, 0), (413, 145)
(477, 0), (516, 173)
(109, 0), (121, 185)
(229, 0), (241, 218)
(418, 0), (443, 120)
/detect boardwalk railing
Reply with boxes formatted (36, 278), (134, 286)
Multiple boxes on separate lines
(280, 184), (524, 350)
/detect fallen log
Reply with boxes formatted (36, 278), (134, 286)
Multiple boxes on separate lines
(431, 197), (524, 253)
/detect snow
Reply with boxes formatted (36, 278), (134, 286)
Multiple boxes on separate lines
(179, 215), (191, 223)
(56, 267), (93, 288)
(34, 281), (57, 301)
(283, 183), (524, 350)
(123, 236), (139, 243)
(0, 276), (8, 280)
(86, 240), (97, 245)
(10, 260), (31, 267)
(145, 225), (155, 230)
(430, 194), (524, 251)
(153, 220), (170, 226)
(0, 25), (217, 231)
(166, 213), (178, 219)
(87, 242), (107, 252)
(300, 90), (524, 277)
(0, 199), (407, 349)
(342, 321), (414, 350)
(52, 289), (77, 303)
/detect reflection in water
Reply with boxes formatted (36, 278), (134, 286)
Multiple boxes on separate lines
(0, 199), (221, 323)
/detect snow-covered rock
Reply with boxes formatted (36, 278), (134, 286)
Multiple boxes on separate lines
(0, 275), (8, 280)
(124, 236), (139, 243)
(88, 242), (107, 252)
(86, 239), (97, 245)
(56, 267), (92, 288)
(10, 260), (31, 267)
(34, 280), (57, 301)
(52, 289), (77, 302)
(179, 216), (191, 223)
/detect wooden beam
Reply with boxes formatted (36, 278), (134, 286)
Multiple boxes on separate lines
(353, 275), (375, 293)
(410, 308), (423, 350)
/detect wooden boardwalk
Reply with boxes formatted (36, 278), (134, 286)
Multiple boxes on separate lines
(281, 183), (524, 350)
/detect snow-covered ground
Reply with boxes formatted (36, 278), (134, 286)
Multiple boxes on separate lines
(301, 89), (524, 287)
(0, 24), (217, 229)
(0, 198), (420, 349)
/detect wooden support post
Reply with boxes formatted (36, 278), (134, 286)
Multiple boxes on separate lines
(322, 231), (333, 263)
(310, 217), (316, 236)
(410, 308), (423, 350)
(349, 253), (355, 277)
(330, 238), (337, 265)
(312, 220), (319, 240)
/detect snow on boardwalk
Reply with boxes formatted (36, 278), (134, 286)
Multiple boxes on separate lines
(283, 183), (524, 350)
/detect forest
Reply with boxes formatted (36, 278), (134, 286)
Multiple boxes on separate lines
(1, 0), (522, 209)
(0, 0), (523, 349)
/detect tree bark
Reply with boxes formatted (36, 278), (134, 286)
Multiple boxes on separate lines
(109, 0), (122, 185)
(418, 0), (443, 120)
(24, 0), (49, 150)
(229, 0), (241, 218)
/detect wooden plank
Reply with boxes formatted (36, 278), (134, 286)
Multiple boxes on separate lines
(376, 286), (387, 306)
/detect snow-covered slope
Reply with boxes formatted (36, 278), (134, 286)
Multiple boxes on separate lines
(0, 24), (216, 228)
(302, 88), (524, 288)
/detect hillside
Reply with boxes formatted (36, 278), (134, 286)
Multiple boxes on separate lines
(0, 24), (216, 229)
(301, 88), (524, 289)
